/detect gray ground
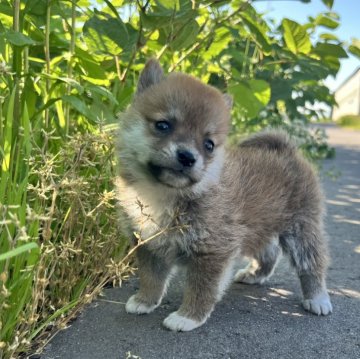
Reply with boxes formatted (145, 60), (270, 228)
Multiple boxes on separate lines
(42, 124), (360, 359)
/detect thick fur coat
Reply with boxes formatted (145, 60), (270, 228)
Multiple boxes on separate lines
(116, 59), (332, 331)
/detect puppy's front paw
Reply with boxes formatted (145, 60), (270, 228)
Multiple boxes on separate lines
(303, 291), (333, 316)
(163, 312), (203, 332)
(125, 294), (158, 314)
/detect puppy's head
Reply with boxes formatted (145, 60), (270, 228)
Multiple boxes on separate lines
(119, 59), (232, 194)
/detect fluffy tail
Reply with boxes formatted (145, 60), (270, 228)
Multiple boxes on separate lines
(239, 130), (296, 153)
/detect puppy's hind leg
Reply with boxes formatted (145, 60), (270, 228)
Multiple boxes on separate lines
(235, 237), (281, 284)
(280, 222), (332, 316)
(126, 245), (173, 315)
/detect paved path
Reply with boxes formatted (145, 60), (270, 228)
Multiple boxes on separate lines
(43, 124), (360, 359)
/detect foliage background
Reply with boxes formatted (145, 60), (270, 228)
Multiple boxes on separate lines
(1, 0), (359, 357)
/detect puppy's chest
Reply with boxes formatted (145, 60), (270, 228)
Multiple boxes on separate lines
(116, 178), (205, 251)
(117, 178), (179, 234)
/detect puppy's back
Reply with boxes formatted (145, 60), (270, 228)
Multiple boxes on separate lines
(239, 130), (296, 153)
(221, 130), (323, 239)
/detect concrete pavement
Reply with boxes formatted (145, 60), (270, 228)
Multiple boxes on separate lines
(42, 124), (360, 359)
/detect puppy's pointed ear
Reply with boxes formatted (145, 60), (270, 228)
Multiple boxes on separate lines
(223, 94), (233, 110)
(137, 59), (164, 94)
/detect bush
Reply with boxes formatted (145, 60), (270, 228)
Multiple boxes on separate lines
(338, 115), (360, 129)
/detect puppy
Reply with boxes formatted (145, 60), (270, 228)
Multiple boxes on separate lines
(116, 59), (332, 331)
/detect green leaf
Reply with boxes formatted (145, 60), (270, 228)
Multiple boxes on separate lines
(319, 33), (339, 41)
(24, 0), (47, 16)
(322, 0), (334, 9)
(241, 13), (272, 54)
(3, 30), (36, 47)
(348, 39), (360, 59)
(203, 27), (232, 60)
(282, 19), (311, 55)
(170, 20), (199, 50)
(83, 12), (137, 56)
(85, 85), (119, 105)
(313, 43), (348, 58)
(62, 95), (97, 122)
(0, 242), (39, 262)
(314, 14), (339, 29)
(229, 79), (271, 118)
(156, 0), (180, 9)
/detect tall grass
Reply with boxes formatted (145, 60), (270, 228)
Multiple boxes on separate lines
(0, 2), (129, 357)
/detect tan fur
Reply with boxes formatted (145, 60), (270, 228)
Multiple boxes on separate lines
(116, 59), (332, 332)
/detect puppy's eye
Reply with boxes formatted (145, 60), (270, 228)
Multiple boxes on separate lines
(204, 139), (215, 153)
(155, 120), (171, 133)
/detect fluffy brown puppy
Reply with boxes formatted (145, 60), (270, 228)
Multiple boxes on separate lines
(116, 59), (332, 331)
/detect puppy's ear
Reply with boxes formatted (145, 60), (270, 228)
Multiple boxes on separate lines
(223, 94), (233, 110)
(137, 58), (164, 94)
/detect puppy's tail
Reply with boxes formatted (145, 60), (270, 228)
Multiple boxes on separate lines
(239, 130), (296, 153)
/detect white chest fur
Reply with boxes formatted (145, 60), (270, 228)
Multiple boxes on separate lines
(115, 177), (177, 240)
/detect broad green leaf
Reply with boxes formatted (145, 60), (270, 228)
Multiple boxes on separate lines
(203, 27), (232, 60)
(156, 0), (180, 9)
(319, 33), (339, 41)
(141, 2), (195, 31)
(229, 79), (271, 118)
(322, 0), (334, 9)
(349, 46), (360, 59)
(314, 14), (339, 29)
(24, 0), (47, 16)
(85, 85), (119, 105)
(322, 56), (340, 74)
(0, 3), (12, 17)
(3, 30), (36, 47)
(282, 19), (311, 55)
(348, 39), (360, 60)
(83, 13), (137, 56)
(313, 43), (348, 58)
(170, 20), (199, 50)
(62, 95), (97, 122)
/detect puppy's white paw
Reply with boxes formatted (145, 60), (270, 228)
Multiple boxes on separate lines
(234, 269), (265, 284)
(163, 312), (203, 332)
(303, 291), (333, 316)
(125, 295), (158, 314)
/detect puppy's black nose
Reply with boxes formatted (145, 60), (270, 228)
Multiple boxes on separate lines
(177, 149), (196, 167)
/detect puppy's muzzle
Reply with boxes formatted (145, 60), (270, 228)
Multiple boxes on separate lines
(177, 149), (196, 168)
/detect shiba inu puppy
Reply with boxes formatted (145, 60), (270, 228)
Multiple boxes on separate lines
(116, 59), (332, 331)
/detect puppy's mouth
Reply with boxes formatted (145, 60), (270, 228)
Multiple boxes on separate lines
(147, 162), (197, 188)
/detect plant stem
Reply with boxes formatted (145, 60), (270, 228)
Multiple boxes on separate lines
(12, 0), (21, 139)
(45, 0), (51, 129)
(65, 0), (76, 135)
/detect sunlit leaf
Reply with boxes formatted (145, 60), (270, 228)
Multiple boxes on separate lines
(282, 19), (311, 55)
(319, 33), (339, 41)
(314, 14), (339, 29)
(348, 39), (360, 60)
(230, 80), (271, 118)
